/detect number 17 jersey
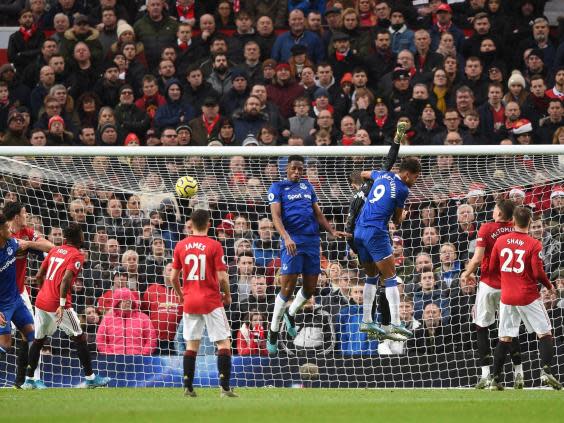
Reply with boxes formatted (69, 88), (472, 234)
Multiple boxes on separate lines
(172, 235), (227, 314)
(356, 170), (410, 230)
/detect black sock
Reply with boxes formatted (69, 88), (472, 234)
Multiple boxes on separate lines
(492, 340), (511, 378)
(379, 290), (391, 326)
(476, 325), (492, 367)
(74, 337), (93, 377)
(183, 350), (197, 390)
(217, 349), (231, 391)
(26, 339), (44, 378)
(15, 340), (29, 384)
(539, 335), (554, 371)
(509, 337), (522, 366)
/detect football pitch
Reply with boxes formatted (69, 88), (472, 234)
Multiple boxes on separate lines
(2, 388), (564, 423)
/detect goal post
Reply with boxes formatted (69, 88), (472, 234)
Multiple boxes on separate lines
(0, 145), (563, 388)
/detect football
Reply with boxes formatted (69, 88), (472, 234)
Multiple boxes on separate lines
(175, 176), (198, 198)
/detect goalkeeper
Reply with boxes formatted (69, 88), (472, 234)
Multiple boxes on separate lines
(349, 122), (421, 339)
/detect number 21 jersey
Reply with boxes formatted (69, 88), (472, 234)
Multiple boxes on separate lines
(356, 170), (410, 230)
(172, 235), (227, 314)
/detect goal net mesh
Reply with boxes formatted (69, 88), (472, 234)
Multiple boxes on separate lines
(1, 150), (563, 388)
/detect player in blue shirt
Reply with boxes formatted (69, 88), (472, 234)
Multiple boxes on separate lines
(354, 123), (422, 340)
(0, 214), (35, 373)
(266, 155), (348, 354)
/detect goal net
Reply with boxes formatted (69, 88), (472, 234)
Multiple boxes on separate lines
(1, 145), (563, 388)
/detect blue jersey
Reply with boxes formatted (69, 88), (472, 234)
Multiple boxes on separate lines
(356, 170), (410, 230)
(0, 238), (20, 307)
(268, 179), (319, 244)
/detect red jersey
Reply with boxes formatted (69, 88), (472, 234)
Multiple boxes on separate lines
(489, 232), (552, 306)
(142, 284), (183, 340)
(476, 221), (514, 289)
(172, 235), (227, 314)
(36, 244), (84, 312)
(13, 227), (40, 294)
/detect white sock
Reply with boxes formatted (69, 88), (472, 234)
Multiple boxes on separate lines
(288, 288), (309, 317)
(385, 284), (400, 325)
(270, 294), (288, 332)
(481, 366), (490, 378)
(362, 283), (378, 323)
(514, 364), (523, 377)
(85, 373), (95, 381)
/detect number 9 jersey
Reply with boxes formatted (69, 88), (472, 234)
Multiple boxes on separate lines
(355, 170), (410, 230)
(172, 235), (227, 314)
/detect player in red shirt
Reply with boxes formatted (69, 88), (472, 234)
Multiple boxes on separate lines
(487, 207), (561, 390)
(170, 209), (237, 398)
(4, 201), (54, 388)
(22, 224), (111, 389)
(461, 199), (523, 389)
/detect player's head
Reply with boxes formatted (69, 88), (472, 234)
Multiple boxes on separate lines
(349, 170), (363, 190)
(493, 199), (514, 222)
(287, 155), (305, 182)
(190, 209), (211, 233)
(3, 201), (27, 226)
(398, 157), (422, 188)
(63, 223), (84, 247)
(512, 206), (532, 230)
(0, 214), (9, 241)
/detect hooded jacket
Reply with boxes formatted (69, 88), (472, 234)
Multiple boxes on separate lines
(154, 78), (196, 130)
(96, 288), (157, 355)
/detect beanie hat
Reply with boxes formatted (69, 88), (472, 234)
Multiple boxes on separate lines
(508, 70), (526, 88)
(512, 119), (533, 135)
(117, 22), (134, 38)
(99, 123), (117, 135)
(48, 115), (65, 130)
(124, 132), (140, 146)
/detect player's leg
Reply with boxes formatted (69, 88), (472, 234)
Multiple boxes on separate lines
(21, 290), (41, 382)
(490, 337), (511, 391)
(60, 308), (110, 388)
(0, 306), (15, 355)
(205, 307), (237, 397)
(473, 283), (498, 388)
(14, 290), (38, 388)
(490, 303), (520, 391)
(509, 338), (524, 389)
(24, 308), (56, 388)
(182, 313), (205, 396)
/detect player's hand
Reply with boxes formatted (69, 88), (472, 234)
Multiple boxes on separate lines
(332, 231), (352, 239)
(460, 270), (473, 282)
(223, 293), (232, 306)
(284, 236), (297, 256)
(55, 306), (64, 324)
(0, 311), (6, 327)
(17, 239), (30, 251)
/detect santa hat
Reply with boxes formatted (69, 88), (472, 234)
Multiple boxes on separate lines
(512, 119), (533, 135)
(550, 186), (564, 199)
(467, 182), (486, 198)
(48, 115), (64, 130)
(509, 186), (526, 198)
(124, 133), (140, 146)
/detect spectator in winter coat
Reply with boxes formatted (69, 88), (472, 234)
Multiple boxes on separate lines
(154, 79), (196, 130)
(266, 63), (305, 118)
(236, 310), (268, 356)
(96, 287), (157, 355)
(7, 8), (45, 74)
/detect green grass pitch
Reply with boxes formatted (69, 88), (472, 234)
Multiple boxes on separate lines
(2, 388), (563, 423)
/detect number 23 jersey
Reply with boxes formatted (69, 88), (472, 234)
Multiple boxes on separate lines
(356, 170), (409, 230)
(172, 235), (227, 314)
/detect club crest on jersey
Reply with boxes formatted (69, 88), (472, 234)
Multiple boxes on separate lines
(300, 183), (307, 190)
(7, 247), (13, 255)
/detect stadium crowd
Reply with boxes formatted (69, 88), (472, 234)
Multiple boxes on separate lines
(0, 0), (564, 359)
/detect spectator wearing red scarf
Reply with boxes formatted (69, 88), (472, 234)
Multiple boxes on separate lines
(236, 310), (268, 356)
(8, 9), (45, 74)
(168, 0), (204, 26)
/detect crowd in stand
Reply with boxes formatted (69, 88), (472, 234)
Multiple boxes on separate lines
(0, 0), (564, 358)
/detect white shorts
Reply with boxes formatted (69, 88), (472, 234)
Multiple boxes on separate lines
(35, 307), (83, 339)
(499, 299), (552, 338)
(473, 282), (501, 327)
(183, 307), (231, 343)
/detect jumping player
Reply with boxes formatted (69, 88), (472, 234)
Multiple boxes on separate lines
(170, 209), (237, 398)
(488, 206), (561, 390)
(4, 201), (54, 388)
(461, 199), (524, 389)
(22, 224), (110, 389)
(266, 155), (349, 354)
(354, 122), (421, 339)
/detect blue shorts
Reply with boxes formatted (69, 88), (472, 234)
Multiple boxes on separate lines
(280, 242), (321, 276)
(353, 227), (393, 264)
(0, 298), (34, 335)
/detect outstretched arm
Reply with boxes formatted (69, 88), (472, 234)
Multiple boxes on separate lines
(383, 121), (408, 171)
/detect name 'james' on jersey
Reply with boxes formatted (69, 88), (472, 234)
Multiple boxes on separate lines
(356, 170), (410, 229)
(268, 179), (319, 242)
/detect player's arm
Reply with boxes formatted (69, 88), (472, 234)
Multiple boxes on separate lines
(218, 270), (231, 306)
(55, 269), (74, 322)
(170, 267), (184, 303)
(312, 203), (350, 238)
(360, 171), (373, 180)
(26, 237), (55, 253)
(488, 242), (500, 276)
(462, 246), (485, 278)
(270, 202), (297, 256)
(383, 142), (401, 172)
(35, 260), (47, 288)
(532, 245), (554, 292)
(391, 207), (405, 225)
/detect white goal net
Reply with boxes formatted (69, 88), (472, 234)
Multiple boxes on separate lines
(1, 145), (563, 388)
